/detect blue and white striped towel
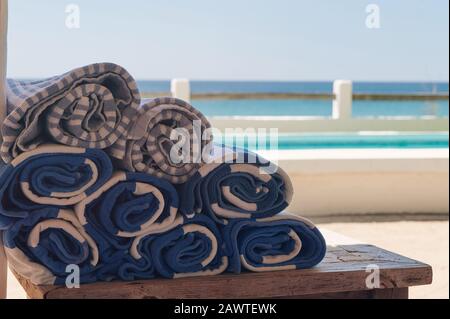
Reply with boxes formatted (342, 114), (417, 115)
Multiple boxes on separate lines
(1, 63), (140, 163)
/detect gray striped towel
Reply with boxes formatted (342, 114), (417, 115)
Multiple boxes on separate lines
(109, 97), (212, 184)
(1, 63), (140, 163)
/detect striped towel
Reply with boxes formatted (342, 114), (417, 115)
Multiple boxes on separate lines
(2, 170), (181, 285)
(123, 214), (228, 280)
(109, 97), (212, 184)
(178, 146), (294, 224)
(1, 63), (140, 163)
(222, 213), (326, 273)
(74, 172), (180, 253)
(0, 145), (113, 230)
(3, 209), (106, 285)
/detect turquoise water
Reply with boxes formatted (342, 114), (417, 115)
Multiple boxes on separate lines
(137, 80), (449, 118)
(192, 99), (449, 118)
(219, 133), (449, 150)
(138, 81), (449, 95)
(137, 81), (449, 149)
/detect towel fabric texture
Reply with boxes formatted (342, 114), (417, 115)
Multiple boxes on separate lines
(110, 97), (212, 184)
(1, 63), (140, 163)
(178, 146), (294, 224)
(222, 214), (326, 273)
(0, 145), (113, 230)
(1, 63), (326, 286)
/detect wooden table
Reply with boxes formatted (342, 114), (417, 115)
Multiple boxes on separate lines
(12, 230), (432, 299)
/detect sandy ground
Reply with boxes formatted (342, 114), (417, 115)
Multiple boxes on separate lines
(5, 220), (449, 299)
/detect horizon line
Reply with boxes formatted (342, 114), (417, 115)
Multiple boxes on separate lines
(6, 77), (450, 84)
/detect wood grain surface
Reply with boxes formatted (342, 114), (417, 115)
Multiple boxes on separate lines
(13, 242), (432, 299)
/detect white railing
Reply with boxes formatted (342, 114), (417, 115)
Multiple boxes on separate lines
(0, 0), (8, 300)
(210, 116), (449, 133)
(332, 80), (352, 120)
(172, 79), (449, 133)
(171, 78), (191, 103)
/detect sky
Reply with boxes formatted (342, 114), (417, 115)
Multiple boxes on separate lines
(5, 0), (450, 82)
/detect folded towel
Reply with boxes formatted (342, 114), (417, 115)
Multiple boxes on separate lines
(178, 147), (294, 224)
(222, 214), (326, 273)
(0, 145), (113, 230)
(109, 97), (212, 184)
(124, 214), (228, 279)
(74, 172), (179, 253)
(1, 63), (140, 163)
(2, 209), (104, 285)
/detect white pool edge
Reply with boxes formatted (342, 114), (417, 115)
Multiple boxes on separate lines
(257, 148), (449, 217)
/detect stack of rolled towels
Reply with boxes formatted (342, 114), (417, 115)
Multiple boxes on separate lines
(0, 63), (326, 285)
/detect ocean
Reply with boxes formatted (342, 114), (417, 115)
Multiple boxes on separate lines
(137, 81), (449, 95)
(137, 81), (449, 117)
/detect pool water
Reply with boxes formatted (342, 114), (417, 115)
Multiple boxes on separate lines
(219, 133), (449, 150)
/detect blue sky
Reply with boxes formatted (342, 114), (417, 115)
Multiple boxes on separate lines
(6, 0), (450, 81)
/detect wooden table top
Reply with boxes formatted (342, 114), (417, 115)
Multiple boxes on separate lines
(12, 229), (432, 299)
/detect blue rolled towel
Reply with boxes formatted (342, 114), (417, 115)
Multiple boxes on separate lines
(222, 214), (326, 273)
(2, 208), (111, 285)
(74, 172), (180, 254)
(0, 145), (113, 230)
(121, 214), (228, 280)
(178, 147), (294, 224)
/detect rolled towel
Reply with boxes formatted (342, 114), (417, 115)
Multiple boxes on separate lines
(178, 147), (294, 224)
(110, 97), (212, 184)
(1, 63), (140, 163)
(117, 214), (184, 281)
(0, 145), (113, 230)
(222, 214), (326, 273)
(74, 172), (179, 252)
(124, 215), (228, 280)
(2, 209), (103, 285)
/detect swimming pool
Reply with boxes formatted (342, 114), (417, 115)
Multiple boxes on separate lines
(219, 132), (449, 150)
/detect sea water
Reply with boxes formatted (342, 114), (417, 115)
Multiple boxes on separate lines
(137, 81), (449, 117)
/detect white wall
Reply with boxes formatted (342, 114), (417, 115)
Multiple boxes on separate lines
(260, 149), (449, 216)
(289, 172), (449, 216)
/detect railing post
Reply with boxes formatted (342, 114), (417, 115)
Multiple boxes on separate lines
(171, 78), (191, 102)
(332, 80), (353, 120)
(0, 0), (8, 300)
